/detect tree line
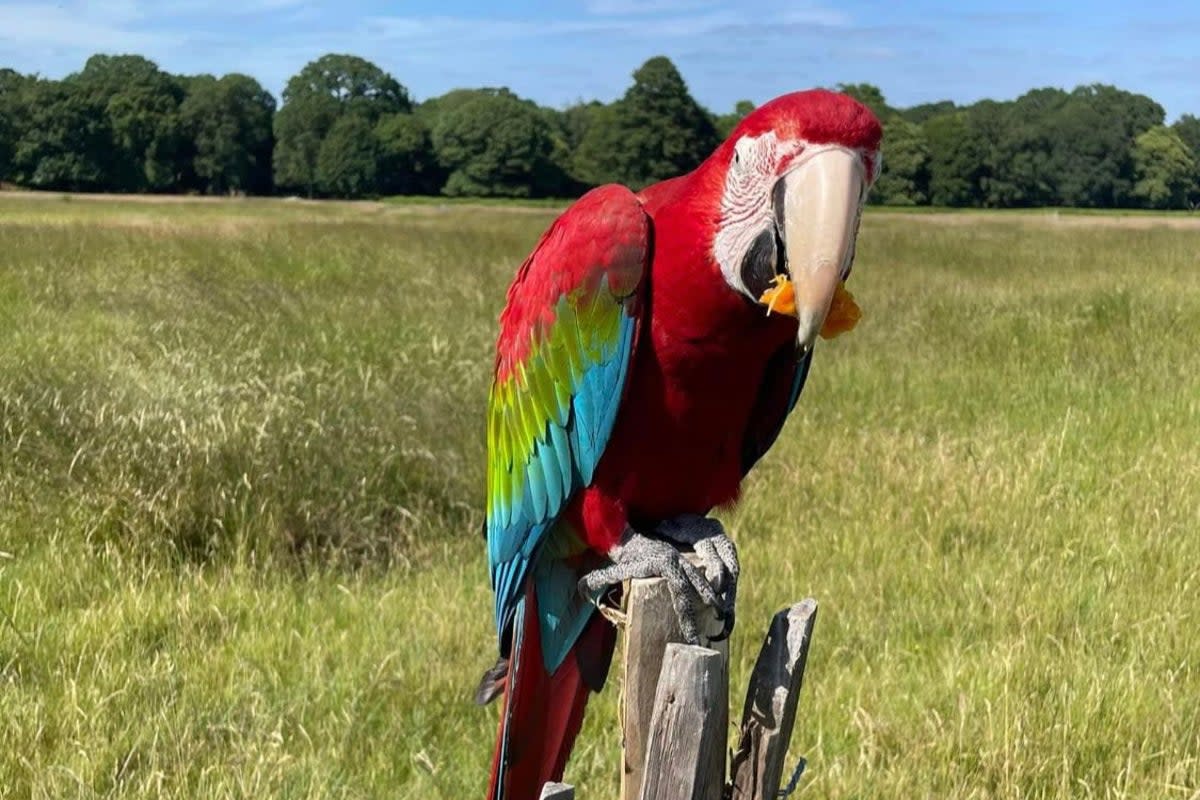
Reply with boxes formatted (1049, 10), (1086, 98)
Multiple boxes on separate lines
(1, 53), (1198, 209)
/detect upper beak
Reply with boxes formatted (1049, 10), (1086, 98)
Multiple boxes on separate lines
(777, 147), (864, 353)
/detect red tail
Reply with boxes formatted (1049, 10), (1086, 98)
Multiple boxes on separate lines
(487, 585), (615, 800)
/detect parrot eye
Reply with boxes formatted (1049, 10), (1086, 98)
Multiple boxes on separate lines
(732, 138), (756, 171)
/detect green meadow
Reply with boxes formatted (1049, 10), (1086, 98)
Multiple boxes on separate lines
(1, 195), (1198, 799)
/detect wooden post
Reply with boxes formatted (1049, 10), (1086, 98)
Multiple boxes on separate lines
(621, 576), (729, 800)
(615, 569), (819, 800)
(728, 599), (818, 800)
(539, 782), (575, 800)
(637, 644), (727, 800)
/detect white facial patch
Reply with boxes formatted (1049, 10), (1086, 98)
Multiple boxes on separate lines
(712, 132), (804, 297)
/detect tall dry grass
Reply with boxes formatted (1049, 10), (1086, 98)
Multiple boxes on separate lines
(1, 196), (1197, 798)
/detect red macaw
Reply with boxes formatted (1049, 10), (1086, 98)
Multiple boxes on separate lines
(478, 90), (882, 799)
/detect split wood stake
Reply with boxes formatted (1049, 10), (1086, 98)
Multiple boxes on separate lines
(728, 599), (818, 800)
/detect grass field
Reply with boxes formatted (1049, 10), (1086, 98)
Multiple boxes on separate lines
(1, 194), (1198, 799)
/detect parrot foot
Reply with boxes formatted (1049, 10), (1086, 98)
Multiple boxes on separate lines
(654, 514), (739, 641)
(579, 529), (722, 646)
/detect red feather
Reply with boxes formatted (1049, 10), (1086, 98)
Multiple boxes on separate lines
(488, 585), (615, 800)
(494, 184), (647, 383)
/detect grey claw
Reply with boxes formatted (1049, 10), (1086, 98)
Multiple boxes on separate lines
(577, 529), (722, 645)
(578, 565), (620, 598)
(655, 515), (740, 638)
(708, 608), (735, 642)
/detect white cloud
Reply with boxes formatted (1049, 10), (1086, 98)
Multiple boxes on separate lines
(0, 3), (177, 52)
(363, 9), (821, 46)
(364, 14), (618, 45)
(161, 0), (306, 13)
(583, 0), (849, 27)
(584, 0), (717, 15)
(779, 8), (851, 27)
(81, 0), (145, 23)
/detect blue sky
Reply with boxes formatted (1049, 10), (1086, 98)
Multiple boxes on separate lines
(1, 0), (1197, 120)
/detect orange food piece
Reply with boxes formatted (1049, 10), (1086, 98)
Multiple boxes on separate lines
(820, 282), (862, 339)
(759, 275), (796, 316)
(758, 276), (863, 338)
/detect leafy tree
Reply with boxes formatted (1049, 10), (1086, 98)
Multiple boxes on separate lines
(902, 100), (957, 125)
(179, 74), (275, 195)
(0, 68), (27, 181)
(715, 99), (755, 138)
(553, 101), (608, 190)
(1132, 126), (1196, 209)
(983, 89), (1066, 207)
(1045, 85), (1163, 207)
(275, 54), (410, 195)
(6, 50), (1200, 208)
(534, 104), (580, 196)
(574, 56), (720, 189)
(1171, 114), (1200, 207)
(69, 54), (185, 191)
(274, 93), (339, 196)
(281, 54), (410, 121)
(571, 103), (623, 186)
(836, 83), (893, 120)
(872, 117), (929, 205)
(1173, 114), (1200, 151)
(0, 113), (8, 181)
(417, 87), (509, 123)
(963, 105), (1013, 207)
(8, 78), (110, 190)
(923, 112), (987, 206)
(560, 101), (605, 151)
(317, 115), (379, 198)
(430, 90), (559, 197)
(375, 112), (437, 195)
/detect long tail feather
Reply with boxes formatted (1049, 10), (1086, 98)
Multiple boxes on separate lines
(487, 584), (615, 800)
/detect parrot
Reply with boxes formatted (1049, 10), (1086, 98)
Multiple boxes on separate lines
(478, 89), (883, 799)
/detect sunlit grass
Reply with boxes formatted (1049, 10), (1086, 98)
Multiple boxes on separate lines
(1, 195), (1197, 798)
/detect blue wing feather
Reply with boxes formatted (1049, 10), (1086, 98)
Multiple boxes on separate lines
(486, 186), (649, 671)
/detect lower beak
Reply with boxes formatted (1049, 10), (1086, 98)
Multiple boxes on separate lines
(779, 148), (864, 352)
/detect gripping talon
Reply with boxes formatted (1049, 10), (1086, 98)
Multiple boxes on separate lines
(579, 516), (742, 644)
(654, 514), (740, 638)
(578, 520), (739, 642)
(708, 610), (735, 642)
(578, 528), (715, 645)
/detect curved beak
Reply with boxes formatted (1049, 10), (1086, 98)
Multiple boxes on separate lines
(777, 147), (865, 353)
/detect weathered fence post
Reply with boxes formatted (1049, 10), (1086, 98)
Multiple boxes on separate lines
(617, 578), (818, 800)
(621, 576), (729, 800)
(729, 599), (819, 800)
(539, 782), (576, 800)
(638, 644), (727, 800)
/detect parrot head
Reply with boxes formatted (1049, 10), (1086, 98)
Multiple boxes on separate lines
(708, 90), (882, 353)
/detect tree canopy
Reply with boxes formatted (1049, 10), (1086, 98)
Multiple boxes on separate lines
(179, 74), (275, 195)
(273, 54), (416, 197)
(69, 55), (185, 192)
(375, 112), (438, 195)
(2, 53), (1199, 208)
(574, 57), (720, 189)
(1133, 126), (1196, 209)
(1, 57), (274, 194)
(1171, 115), (1200, 207)
(425, 88), (563, 197)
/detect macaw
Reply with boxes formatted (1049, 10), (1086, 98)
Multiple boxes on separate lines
(478, 90), (882, 799)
